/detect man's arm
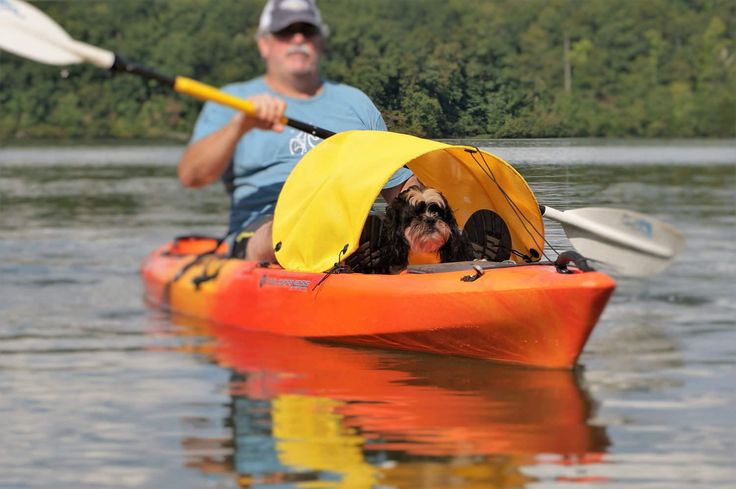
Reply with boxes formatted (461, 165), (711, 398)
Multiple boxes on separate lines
(178, 94), (287, 188)
(380, 174), (420, 202)
(178, 113), (249, 188)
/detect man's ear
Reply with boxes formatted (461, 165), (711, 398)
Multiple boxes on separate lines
(257, 35), (270, 59)
(314, 35), (326, 53)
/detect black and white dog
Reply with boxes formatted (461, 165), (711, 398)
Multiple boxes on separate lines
(377, 185), (473, 273)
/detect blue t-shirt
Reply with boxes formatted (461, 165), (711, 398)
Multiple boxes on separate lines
(191, 77), (412, 231)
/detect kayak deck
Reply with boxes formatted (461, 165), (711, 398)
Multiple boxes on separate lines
(141, 237), (616, 368)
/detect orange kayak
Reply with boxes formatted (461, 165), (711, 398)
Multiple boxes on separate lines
(141, 236), (616, 368)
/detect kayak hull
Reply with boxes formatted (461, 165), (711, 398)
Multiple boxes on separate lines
(141, 237), (616, 368)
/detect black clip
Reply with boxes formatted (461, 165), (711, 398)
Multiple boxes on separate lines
(192, 270), (219, 290)
(461, 264), (485, 282)
(554, 250), (594, 274)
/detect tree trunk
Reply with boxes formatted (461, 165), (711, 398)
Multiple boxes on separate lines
(564, 32), (572, 93)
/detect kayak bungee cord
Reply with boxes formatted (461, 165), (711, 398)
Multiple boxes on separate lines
(168, 233), (234, 287)
(467, 149), (559, 263)
(312, 245), (350, 291)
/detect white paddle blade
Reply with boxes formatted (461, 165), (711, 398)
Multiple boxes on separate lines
(567, 233), (678, 277)
(544, 206), (686, 277)
(0, 0), (81, 63)
(0, 24), (82, 65)
(1, 0), (73, 40)
(0, 0), (114, 68)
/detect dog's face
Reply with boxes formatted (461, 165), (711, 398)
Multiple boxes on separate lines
(374, 184), (473, 272)
(392, 186), (455, 254)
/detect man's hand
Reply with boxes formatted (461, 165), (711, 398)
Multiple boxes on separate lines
(234, 93), (287, 135)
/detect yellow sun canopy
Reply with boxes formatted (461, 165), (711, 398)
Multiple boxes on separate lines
(272, 130), (544, 272)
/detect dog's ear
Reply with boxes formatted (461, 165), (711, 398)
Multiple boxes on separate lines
(439, 203), (475, 263)
(383, 195), (408, 238)
(378, 197), (411, 272)
(439, 197), (459, 227)
(440, 227), (474, 263)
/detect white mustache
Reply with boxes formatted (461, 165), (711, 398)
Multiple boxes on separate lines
(286, 44), (311, 56)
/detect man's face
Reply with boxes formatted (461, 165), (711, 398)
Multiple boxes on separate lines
(258, 23), (324, 79)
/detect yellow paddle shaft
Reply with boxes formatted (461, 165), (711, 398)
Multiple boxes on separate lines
(173, 76), (334, 139)
(174, 76), (260, 118)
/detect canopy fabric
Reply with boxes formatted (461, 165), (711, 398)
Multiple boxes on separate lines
(272, 130), (544, 272)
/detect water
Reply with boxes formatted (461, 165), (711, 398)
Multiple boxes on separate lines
(1, 140), (734, 488)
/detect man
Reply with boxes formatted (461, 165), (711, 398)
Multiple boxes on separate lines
(178, 0), (415, 263)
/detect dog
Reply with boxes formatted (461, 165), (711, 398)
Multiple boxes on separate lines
(377, 185), (474, 273)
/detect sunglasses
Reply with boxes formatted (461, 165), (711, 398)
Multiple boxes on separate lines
(273, 23), (321, 39)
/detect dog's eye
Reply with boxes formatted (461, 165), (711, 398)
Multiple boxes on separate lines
(427, 203), (442, 214)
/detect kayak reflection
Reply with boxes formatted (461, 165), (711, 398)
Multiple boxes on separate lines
(173, 316), (610, 487)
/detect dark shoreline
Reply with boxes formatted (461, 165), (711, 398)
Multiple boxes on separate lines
(2, 140), (734, 167)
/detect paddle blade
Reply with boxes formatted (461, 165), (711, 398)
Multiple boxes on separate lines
(0, 25), (82, 65)
(0, 0), (82, 64)
(545, 206), (686, 277)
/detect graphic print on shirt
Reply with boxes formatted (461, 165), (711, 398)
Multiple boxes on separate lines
(289, 130), (322, 155)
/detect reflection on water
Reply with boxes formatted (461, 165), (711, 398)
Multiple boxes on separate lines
(172, 318), (609, 487)
(1, 141), (735, 488)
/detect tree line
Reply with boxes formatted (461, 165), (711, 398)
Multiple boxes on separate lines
(0, 0), (733, 141)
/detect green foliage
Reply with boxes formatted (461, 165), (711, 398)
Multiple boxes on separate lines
(0, 0), (733, 140)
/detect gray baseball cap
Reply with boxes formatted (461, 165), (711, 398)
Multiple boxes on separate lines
(258, 0), (328, 36)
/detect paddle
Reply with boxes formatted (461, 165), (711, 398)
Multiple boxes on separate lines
(0, 0), (335, 140)
(1, 0), (685, 277)
(540, 205), (685, 277)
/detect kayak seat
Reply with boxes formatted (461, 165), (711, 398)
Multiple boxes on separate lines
(462, 209), (512, 262)
(344, 213), (386, 274)
(230, 214), (274, 258)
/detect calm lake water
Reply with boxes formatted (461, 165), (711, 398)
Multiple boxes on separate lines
(1, 140), (735, 488)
